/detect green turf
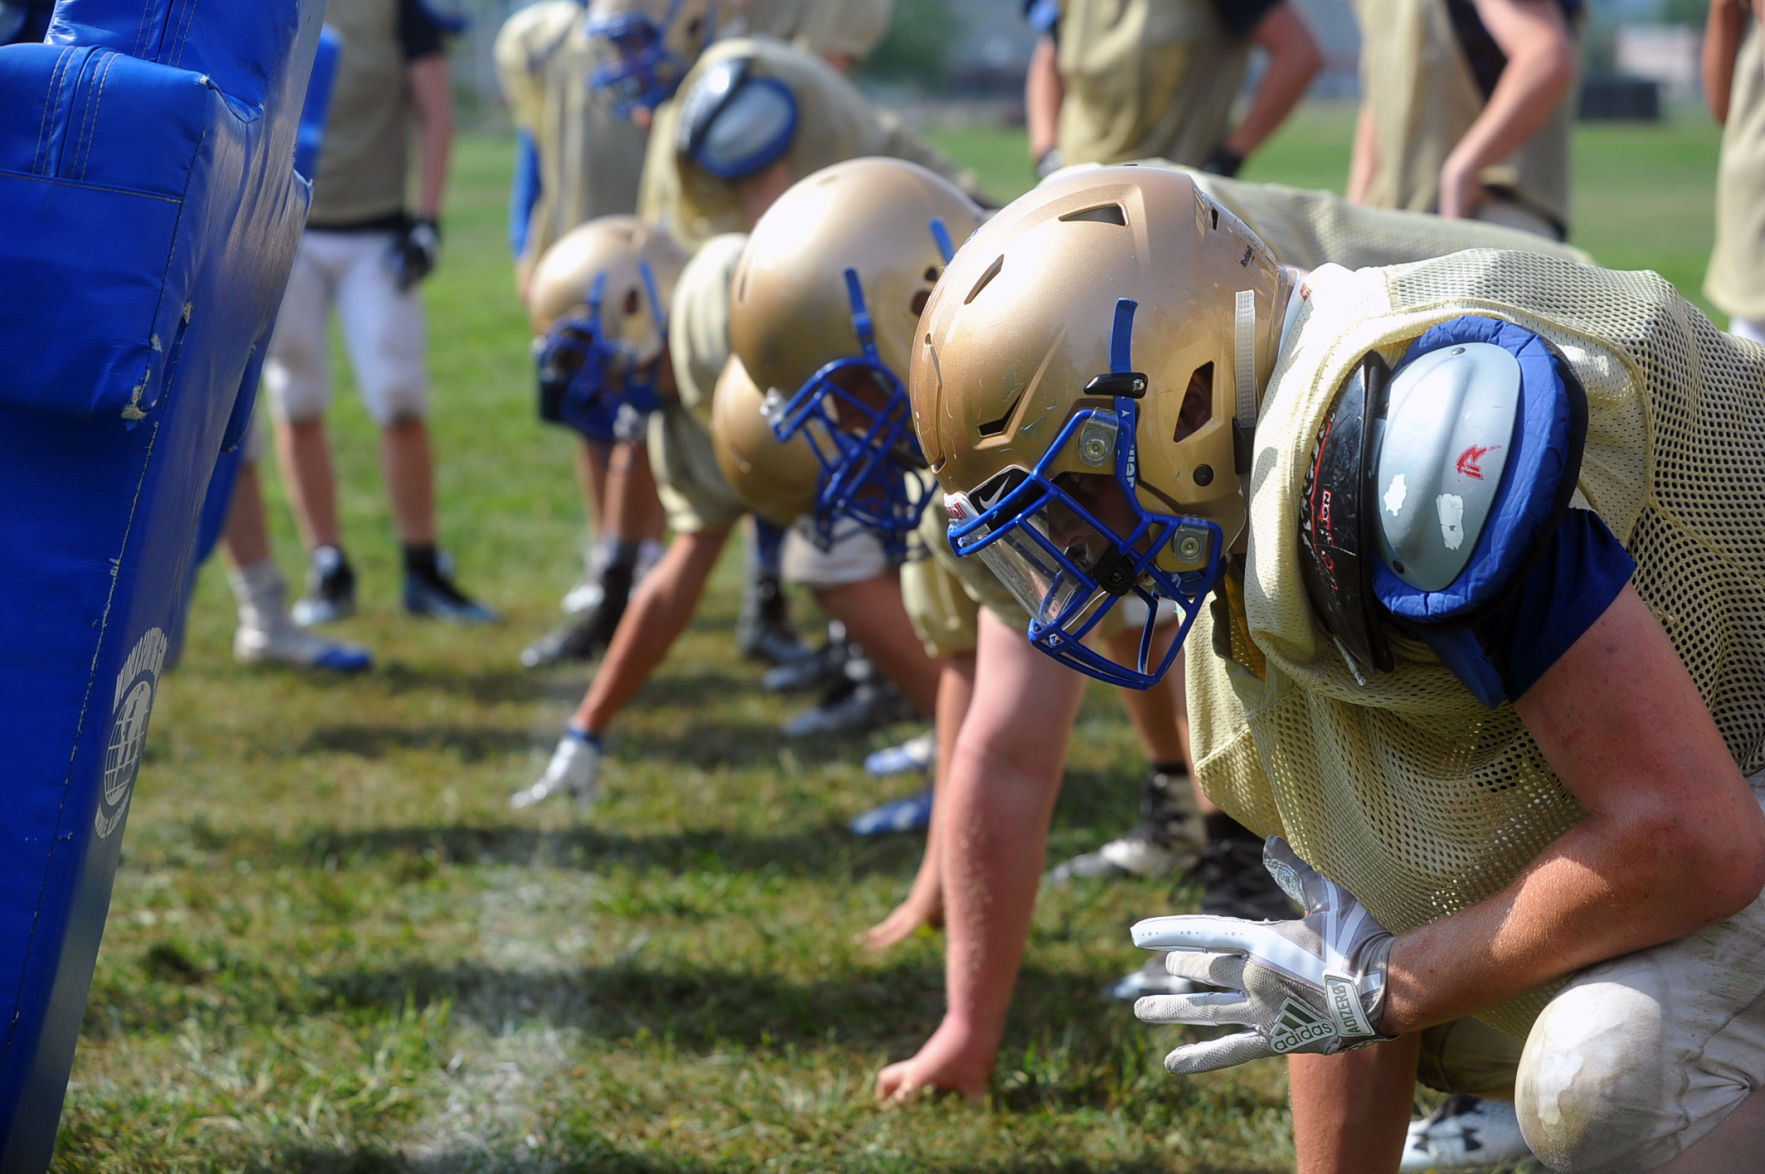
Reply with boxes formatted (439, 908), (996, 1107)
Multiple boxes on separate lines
(54, 104), (1722, 1172)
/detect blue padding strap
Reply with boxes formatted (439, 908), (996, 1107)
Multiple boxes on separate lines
(508, 128), (541, 257)
(1373, 316), (1583, 625)
(1109, 298), (1137, 373)
(929, 217), (955, 264)
(293, 23), (340, 180)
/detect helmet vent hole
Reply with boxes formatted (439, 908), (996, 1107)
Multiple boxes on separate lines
(911, 289), (931, 317)
(977, 390), (1024, 438)
(1174, 363), (1214, 443)
(1058, 203), (1127, 227)
(924, 267), (941, 283)
(624, 288), (642, 315)
(965, 255), (1004, 305)
(1209, 207), (1220, 230)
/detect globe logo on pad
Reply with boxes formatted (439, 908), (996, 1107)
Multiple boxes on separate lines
(97, 627), (167, 840)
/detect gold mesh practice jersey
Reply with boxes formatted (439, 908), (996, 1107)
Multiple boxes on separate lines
(1352, 0), (1574, 234)
(636, 36), (975, 250)
(1051, 0), (1251, 167)
(733, 0), (893, 62)
(650, 233), (747, 533)
(1186, 249), (1765, 1037)
(1706, 17), (1765, 320)
(1190, 169), (1592, 269)
(494, 1), (650, 262)
(312, 0), (414, 223)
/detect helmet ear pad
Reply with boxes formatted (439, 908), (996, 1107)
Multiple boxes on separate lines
(676, 57), (799, 181)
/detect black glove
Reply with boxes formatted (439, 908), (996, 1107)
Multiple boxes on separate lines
(1201, 144), (1245, 178)
(389, 216), (441, 291)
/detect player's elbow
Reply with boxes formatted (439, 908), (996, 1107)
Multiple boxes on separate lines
(1534, 38), (1578, 104)
(1285, 30), (1324, 87)
(1625, 789), (1765, 926)
(1260, 10), (1322, 85)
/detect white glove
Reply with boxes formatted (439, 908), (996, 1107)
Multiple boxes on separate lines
(509, 732), (601, 810)
(1131, 836), (1396, 1074)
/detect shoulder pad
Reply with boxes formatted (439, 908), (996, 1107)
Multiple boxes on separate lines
(1298, 350), (1395, 676)
(1371, 316), (1587, 625)
(676, 55), (799, 180)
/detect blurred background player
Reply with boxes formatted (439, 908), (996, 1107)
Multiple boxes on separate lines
(513, 223), (942, 810)
(494, 0), (674, 670)
(263, 0), (497, 627)
(1023, 0), (1321, 179)
(1704, 0), (1765, 346)
(1348, 0), (1579, 237)
(222, 425), (374, 674)
(585, 0), (981, 250)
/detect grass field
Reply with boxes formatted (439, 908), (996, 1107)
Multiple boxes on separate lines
(54, 105), (1725, 1173)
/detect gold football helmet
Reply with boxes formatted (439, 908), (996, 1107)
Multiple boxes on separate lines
(911, 164), (1292, 686)
(711, 357), (821, 529)
(528, 215), (690, 439)
(586, 0), (722, 115)
(728, 156), (983, 557)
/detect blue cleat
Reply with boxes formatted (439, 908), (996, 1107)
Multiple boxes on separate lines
(849, 787), (933, 836)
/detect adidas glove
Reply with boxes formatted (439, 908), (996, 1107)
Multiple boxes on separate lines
(388, 215), (442, 291)
(509, 728), (601, 811)
(1131, 836), (1396, 1074)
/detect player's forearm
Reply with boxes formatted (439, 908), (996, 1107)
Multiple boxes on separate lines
(573, 528), (730, 733)
(1223, 6), (1321, 161)
(897, 656), (979, 925)
(406, 57), (454, 219)
(938, 739), (1062, 1041)
(1382, 802), (1763, 1033)
(1346, 102), (1378, 204)
(1704, 0), (1747, 123)
(1025, 36), (1063, 161)
(1448, 2), (1575, 183)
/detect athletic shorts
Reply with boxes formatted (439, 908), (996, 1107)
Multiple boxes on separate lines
(1731, 316), (1765, 346)
(781, 520), (891, 591)
(262, 231), (429, 427)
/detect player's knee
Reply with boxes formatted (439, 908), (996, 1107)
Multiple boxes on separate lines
(1516, 980), (1672, 1173)
(262, 367), (328, 424)
(370, 385), (429, 428)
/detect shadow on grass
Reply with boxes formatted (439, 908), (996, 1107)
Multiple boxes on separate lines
(277, 820), (926, 878)
(242, 1146), (1263, 1174)
(615, 717), (924, 771)
(301, 723), (535, 762)
(374, 662), (565, 706)
(310, 957), (1100, 1058)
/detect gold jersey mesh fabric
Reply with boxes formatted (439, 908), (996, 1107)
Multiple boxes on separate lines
(1192, 172), (1592, 271)
(1187, 249), (1765, 1037)
(650, 234), (746, 532)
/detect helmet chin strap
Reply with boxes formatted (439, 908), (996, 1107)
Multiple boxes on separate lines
(1233, 288), (1258, 434)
